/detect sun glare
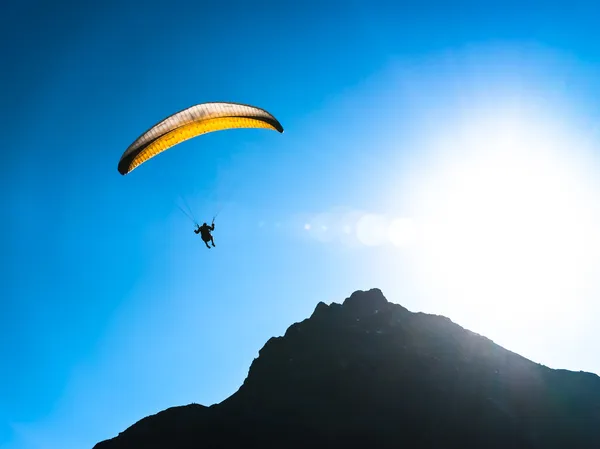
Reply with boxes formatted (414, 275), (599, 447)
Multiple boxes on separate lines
(301, 209), (417, 249)
(296, 69), (600, 370)
(405, 104), (600, 336)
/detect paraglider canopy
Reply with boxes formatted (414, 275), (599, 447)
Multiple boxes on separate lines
(118, 102), (284, 175)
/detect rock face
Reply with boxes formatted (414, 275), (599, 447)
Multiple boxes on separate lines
(94, 288), (600, 449)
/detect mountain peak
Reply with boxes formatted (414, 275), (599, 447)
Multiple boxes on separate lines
(94, 288), (600, 449)
(343, 287), (391, 310)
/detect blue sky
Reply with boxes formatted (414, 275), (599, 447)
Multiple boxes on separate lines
(3, 1), (600, 448)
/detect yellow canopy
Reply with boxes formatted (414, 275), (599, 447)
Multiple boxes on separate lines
(118, 102), (284, 175)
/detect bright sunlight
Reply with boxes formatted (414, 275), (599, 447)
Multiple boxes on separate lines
(406, 101), (600, 336)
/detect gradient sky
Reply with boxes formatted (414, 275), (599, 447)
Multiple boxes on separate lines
(3, 1), (600, 448)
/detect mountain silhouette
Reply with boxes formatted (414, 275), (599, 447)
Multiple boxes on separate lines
(94, 288), (600, 449)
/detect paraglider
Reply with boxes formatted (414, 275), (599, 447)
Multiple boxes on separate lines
(117, 101), (283, 251)
(117, 101), (284, 175)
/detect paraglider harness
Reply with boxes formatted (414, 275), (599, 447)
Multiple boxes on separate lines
(194, 218), (215, 243)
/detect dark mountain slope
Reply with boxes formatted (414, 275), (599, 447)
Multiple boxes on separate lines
(94, 288), (600, 449)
